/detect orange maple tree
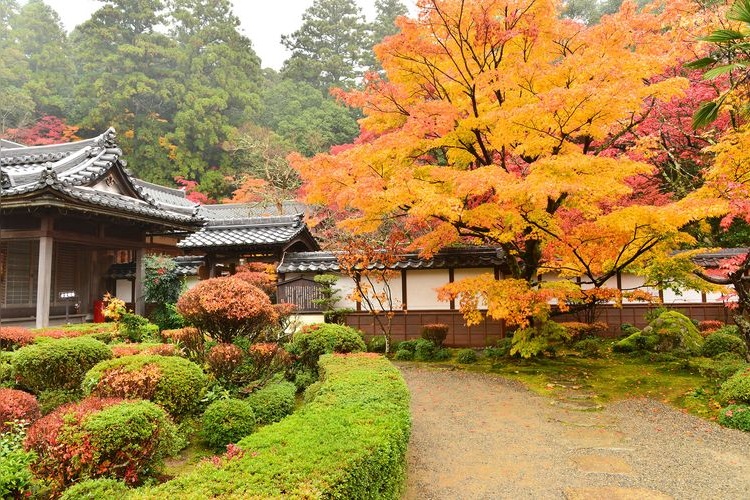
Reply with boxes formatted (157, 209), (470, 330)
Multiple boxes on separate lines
(293, 0), (720, 347)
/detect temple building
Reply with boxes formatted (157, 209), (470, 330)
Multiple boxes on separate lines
(0, 129), (317, 327)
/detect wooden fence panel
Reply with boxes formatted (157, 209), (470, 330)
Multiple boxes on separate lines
(344, 303), (733, 347)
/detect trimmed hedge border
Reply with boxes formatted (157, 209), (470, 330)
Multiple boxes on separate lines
(132, 353), (411, 499)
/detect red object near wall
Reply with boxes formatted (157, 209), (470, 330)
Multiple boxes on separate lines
(93, 300), (105, 323)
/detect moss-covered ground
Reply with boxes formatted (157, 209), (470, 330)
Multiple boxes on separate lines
(415, 349), (731, 421)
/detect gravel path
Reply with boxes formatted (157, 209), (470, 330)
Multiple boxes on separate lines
(399, 364), (750, 500)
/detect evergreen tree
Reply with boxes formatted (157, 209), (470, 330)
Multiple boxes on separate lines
(168, 0), (262, 183)
(11, 0), (74, 116)
(281, 0), (369, 91)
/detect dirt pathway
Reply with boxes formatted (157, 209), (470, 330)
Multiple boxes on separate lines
(399, 364), (750, 500)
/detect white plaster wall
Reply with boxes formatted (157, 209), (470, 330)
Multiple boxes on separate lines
(405, 269), (450, 310)
(115, 279), (132, 302)
(453, 268), (494, 310)
(287, 272), (402, 311)
(663, 288), (705, 304)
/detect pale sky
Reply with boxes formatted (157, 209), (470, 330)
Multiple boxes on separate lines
(42, 0), (418, 71)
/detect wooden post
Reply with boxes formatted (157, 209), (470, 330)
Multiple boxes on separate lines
(401, 269), (407, 310)
(35, 218), (53, 329)
(134, 248), (145, 316)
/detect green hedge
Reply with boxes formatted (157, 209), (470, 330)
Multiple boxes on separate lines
(12, 337), (112, 393)
(131, 353), (411, 499)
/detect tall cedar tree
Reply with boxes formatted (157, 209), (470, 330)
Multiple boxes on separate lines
(281, 0), (370, 91)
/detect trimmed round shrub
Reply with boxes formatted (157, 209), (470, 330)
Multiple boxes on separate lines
(394, 339), (450, 361)
(421, 323), (448, 347)
(61, 478), (129, 499)
(393, 348), (413, 361)
(0, 389), (40, 432)
(12, 337), (112, 393)
(82, 355), (207, 418)
(702, 332), (748, 359)
(26, 398), (179, 492)
(288, 324), (366, 370)
(176, 276), (279, 343)
(641, 311), (703, 354)
(201, 399), (256, 449)
(246, 380), (296, 425)
(206, 343), (245, 381)
(718, 404), (750, 432)
(719, 367), (750, 404)
(243, 342), (292, 386)
(686, 355), (747, 384)
(715, 325), (742, 338)
(456, 349), (478, 364)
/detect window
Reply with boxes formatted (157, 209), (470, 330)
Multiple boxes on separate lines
(0, 241), (39, 306)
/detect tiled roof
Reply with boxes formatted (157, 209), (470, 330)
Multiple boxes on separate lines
(106, 256), (205, 279)
(0, 131), (320, 247)
(0, 139), (24, 149)
(278, 247), (506, 273)
(0, 128), (199, 225)
(178, 213), (308, 249)
(198, 200), (305, 220)
(692, 248), (749, 268)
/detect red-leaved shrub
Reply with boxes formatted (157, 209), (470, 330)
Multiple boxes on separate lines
(699, 320), (724, 336)
(0, 388), (41, 432)
(83, 355), (207, 418)
(247, 342), (291, 383)
(94, 364), (162, 401)
(232, 262), (277, 297)
(176, 277), (279, 343)
(161, 327), (204, 361)
(25, 397), (179, 492)
(206, 343), (245, 381)
(25, 397), (123, 489)
(111, 343), (181, 358)
(0, 326), (34, 349)
(561, 322), (609, 340)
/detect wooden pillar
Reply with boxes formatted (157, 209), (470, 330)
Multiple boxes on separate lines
(401, 269), (408, 310)
(134, 248), (145, 316)
(207, 253), (216, 278)
(35, 219), (54, 329)
(448, 268), (455, 310)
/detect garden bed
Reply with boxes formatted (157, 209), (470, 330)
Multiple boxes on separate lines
(130, 353), (411, 499)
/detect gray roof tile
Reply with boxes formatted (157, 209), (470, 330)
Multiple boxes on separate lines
(278, 247), (507, 273)
(178, 218), (306, 249)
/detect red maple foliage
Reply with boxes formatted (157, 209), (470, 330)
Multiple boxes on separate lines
(5, 115), (79, 146)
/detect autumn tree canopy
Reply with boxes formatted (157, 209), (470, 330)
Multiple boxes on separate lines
(294, 0), (720, 333)
(687, 0), (750, 356)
